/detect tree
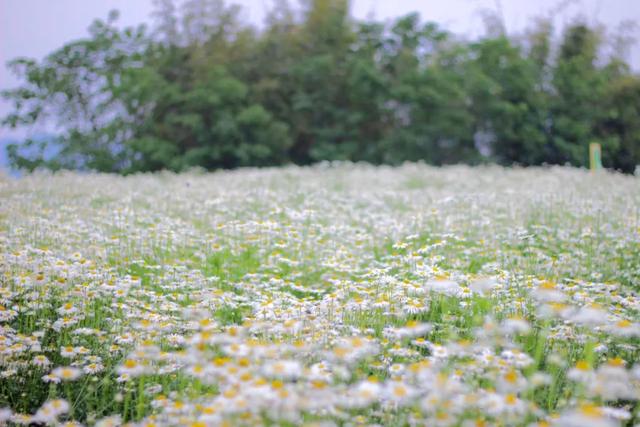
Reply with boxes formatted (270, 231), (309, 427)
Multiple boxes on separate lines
(596, 76), (640, 172)
(467, 37), (549, 166)
(548, 23), (607, 167)
(2, 12), (149, 171)
(2, 1), (639, 173)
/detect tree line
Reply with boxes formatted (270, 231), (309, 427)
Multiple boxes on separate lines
(3, 0), (640, 173)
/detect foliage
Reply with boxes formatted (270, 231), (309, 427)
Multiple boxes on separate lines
(2, 0), (640, 172)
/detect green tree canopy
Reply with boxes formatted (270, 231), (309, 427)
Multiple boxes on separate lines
(3, 0), (639, 173)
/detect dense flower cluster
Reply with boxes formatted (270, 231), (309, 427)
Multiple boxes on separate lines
(0, 164), (638, 426)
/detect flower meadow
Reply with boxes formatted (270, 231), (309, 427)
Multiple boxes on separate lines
(0, 164), (639, 427)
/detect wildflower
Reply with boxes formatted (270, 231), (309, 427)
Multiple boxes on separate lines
(117, 358), (147, 377)
(501, 317), (531, 335)
(533, 281), (566, 303)
(605, 319), (640, 337)
(33, 399), (69, 424)
(424, 279), (461, 296)
(479, 392), (527, 417)
(10, 413), (33, 425)
(51, 366), (82, 381)
(429, 344), (449, 359)
(33, 355), (51, 368)
(553, 404), (618, 427)
(57, 302), (78, 315)
(403, 299), (429, 314)
(411, 337), (430, 348)
(263, 360), (302, 380)
(588, 362), (636, 400)
(60, 346), (77, 358)
(42, 373), (61, 384)
(0, 408), (11, 424)
(469, 277), (499, 295)
(346, 380), (382, 408)
(0, 305), (18, 322)
(568, 305), (608, 327)
(568, 361), (594, 382)
(167, 334), (186, 346)
(497, 369), (528, 393)
(383, 380), (416, 406)
(385, 321), (432, 340)
(530, 372), (552, 387)
(84, 362), (105, 374)
(116, 373), (131, 383)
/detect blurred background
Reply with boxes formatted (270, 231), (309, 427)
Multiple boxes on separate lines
(1, 0), (639, 174)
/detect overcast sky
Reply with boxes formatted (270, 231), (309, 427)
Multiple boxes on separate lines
(1, 0), (639, 139)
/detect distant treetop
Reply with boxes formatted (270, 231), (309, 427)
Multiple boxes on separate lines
(2, 0), (639, 173)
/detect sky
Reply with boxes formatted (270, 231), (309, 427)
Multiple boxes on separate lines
(1, 0), (639, 140)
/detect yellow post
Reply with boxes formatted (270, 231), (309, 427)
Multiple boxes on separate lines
(589, 143), (602, 172)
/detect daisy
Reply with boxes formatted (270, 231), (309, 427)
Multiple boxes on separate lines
(117, 358), (147, 377)
(51, 367), (82, 382)
(60, 346), (77, 358)
(33, 355), (51, 368)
